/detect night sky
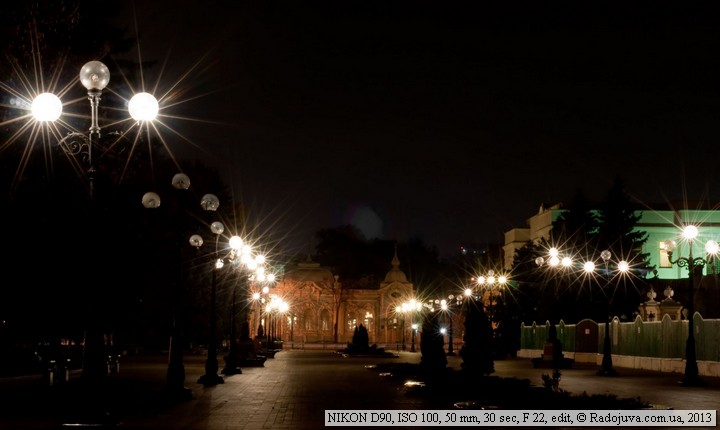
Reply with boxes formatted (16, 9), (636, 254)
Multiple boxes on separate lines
(81, 2), (720, 256)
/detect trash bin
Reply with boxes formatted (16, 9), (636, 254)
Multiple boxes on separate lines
(44, 359), (56, 385)
(61, 358), (70, 383)
(45, 358), (71, 385)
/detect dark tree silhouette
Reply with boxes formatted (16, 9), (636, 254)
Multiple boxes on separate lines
(460, 299), (494, 375)
(350, 324), (370, 352)
(420, 312), (447, 371)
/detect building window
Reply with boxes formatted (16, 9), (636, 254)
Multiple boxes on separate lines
(320, 309), (330, 331)
(659, 241), (671, 268)
(364, 310), (374, 335)
(346, 313), (357, 334)
(304, 309), (315, 330)
(708, 255), (720, 275)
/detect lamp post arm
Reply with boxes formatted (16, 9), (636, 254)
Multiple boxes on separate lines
(691, 257), (707, 268)
(668, 254), (707, 271)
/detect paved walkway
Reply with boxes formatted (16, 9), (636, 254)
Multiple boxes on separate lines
(0, 350), (718, 429)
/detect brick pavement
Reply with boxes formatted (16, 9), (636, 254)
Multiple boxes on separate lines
(0, 350), (718, 429)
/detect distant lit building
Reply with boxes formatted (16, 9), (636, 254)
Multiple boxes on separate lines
(260, 247), (423, 345)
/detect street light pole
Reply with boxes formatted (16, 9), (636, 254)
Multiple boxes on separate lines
(143, 173), (196, 400)
(665, 225), (719, 386)
(475, 271), (509, 355)
(395, 305), (406, 351)
(539, 247), (630, 377)
(222, 275), (242, 376)
(597, 250), (619, 376)
(198, 196), (224, 387)
(31, 61), (159, 386)
(411, 323), (418, 352)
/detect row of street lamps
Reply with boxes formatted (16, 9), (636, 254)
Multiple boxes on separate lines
(27, 61), (163, 387)
(395, 300), (422, 352)
(535, 247), (630, 377)
(395, 273), (512, 357)
(22, 59), (288, 393)
(9, 58), (716, 392)
(535, 224), (717, 386)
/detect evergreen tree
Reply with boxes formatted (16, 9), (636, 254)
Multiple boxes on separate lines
(594, 176), (650, 321)
(350, 324), (369, 352)
(552, 188), (599, 251)
(420, 312), (447, 371)
(459, 299), (494, 375)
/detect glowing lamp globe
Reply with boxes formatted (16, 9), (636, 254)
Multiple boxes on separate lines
(32, 93), (62, 121)
(128, 92), (159, 121)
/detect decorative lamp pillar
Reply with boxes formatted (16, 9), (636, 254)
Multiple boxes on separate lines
(142, 172), (194, 399)
(664, 225), (720, 386)
(197, 194), (225, 386)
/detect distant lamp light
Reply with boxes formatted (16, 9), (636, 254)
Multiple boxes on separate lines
(229, 236), (243, 250)
(618, 260), (630, 273)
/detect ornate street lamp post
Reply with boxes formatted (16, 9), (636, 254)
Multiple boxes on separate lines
(224, 249), (273, 374)
(472, 270), (510, 359)
(475, 271), (508, 334)
(428, 295), (461, 356)
(664, 225), (719, 386)
(142, 173), (198, 399)
(537, 247), (631, 377)
(264, 296), (288, 355)
(195, 196), (225, 386)
(30, 61), (161, 385)
(395, 305), (406, 351)
(441, 299), (454, 355)
(396, 299), (421, 352)
(411, 323), (418, 352)
(582, 250), (629, 377)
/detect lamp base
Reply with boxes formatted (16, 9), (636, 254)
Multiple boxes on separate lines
(198, 373), (224, 386)
(679, 376), (704, 387)
(222, 364), (243, 375)
(597, 368), (618, 377)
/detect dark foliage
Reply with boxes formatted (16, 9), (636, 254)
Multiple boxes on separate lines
(351, 324), (370, 352)
(553, 189), (598, 251)
(459, 300), (494, 375)
(340, 324), (394, 357)
(419, 311), (447, 371)
(510, 179), (652, 325)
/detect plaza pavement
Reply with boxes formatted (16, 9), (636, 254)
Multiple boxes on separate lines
(0, 349), (718, 429)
